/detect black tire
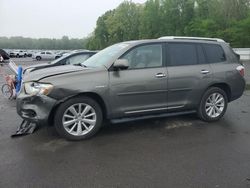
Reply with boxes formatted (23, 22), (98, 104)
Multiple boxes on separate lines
(16, 54), (19, 58)
(198, 87), (228, 122)
(54, 96), (103, 140)
(36, 56), (41, 61)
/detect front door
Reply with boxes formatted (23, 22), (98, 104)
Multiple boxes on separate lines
(109, 43), (168, 117)
(45, 52), (53, 59)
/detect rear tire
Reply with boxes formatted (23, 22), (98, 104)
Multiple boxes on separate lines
(198, 87), (228, 122)
(54, 96), (103, 140)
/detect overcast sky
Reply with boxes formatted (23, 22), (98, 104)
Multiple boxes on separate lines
(0, 0), (146, 39)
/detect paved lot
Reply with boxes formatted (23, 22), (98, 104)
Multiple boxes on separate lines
(243, 61), (250, 84)
(0, 58), (250, 188)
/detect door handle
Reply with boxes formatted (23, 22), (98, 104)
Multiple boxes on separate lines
(155, 73), (166, 78)
(201, 70), (210, 74)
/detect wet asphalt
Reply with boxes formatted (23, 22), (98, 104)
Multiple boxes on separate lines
(0, 58), (250, 188)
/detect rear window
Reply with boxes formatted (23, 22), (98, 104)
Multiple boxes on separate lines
(203, 44), (226, 63)
(168, 43), (197, 66)
(228, 46), (239, 62)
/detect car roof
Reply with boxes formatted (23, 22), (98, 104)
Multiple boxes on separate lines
(158, 36), (225, 42)
(121, 36), (226, 46)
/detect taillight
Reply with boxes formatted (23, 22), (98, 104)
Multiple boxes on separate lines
(236, 65), (245, 77)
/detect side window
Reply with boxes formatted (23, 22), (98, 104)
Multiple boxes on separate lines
(41, 52), (45, 54)
(122, 44), (162, 69)
(203, 44), (226, 63)
(197, 44), (206, 64)
(46, 52), (52, 55)
(66, 54), (89, 65)
(228, 47), (239, 62)
(168, 43), (197, 66)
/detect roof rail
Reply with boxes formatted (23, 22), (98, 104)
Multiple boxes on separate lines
(158, 36), (225, 42)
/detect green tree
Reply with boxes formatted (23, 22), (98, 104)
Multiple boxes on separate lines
(107, 1), (142, 43)
(139, 0), (162, 38)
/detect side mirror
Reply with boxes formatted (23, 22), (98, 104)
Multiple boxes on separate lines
(113, 59), (129, 70)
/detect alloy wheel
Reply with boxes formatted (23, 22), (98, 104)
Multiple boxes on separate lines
(205, 92), (225, 118)
(62, 103), (97, 136)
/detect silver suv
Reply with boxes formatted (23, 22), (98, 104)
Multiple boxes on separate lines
(17, 37), (246, 140)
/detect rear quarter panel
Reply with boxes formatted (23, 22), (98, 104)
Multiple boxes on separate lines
(209, 62), (245, 102)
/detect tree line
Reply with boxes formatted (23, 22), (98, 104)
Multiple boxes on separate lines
(1, 0), (250, 50)
(86, 0), (250, 49)
(0, 36), (88, 50)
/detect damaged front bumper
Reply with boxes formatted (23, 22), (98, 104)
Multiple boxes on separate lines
(16, 92), (57, 124)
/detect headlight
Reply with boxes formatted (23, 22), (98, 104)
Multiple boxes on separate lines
(24, 82), (53, 96)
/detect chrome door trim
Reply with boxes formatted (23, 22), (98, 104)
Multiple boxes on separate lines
(125, 105), (184, 114)
(201, 70), (210, 74)
(117, 89), (168, 96)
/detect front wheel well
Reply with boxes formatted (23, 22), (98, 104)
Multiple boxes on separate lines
(75, 92), (107, 119)
(48, 92), (108, 126)
(208, 83), (231, 102)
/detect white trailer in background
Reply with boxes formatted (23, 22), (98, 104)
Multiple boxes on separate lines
(233, 48), (250, 61)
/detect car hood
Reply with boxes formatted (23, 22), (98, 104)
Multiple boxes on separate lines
(23, 63), (50, 72)
(23, 65), (102, 82)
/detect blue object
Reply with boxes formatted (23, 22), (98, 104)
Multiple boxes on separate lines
(16, 66), (23, 93)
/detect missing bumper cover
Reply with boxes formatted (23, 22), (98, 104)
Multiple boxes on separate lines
(11, 120), (38, 137)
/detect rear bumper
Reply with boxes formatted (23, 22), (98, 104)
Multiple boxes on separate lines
(16, 93), (57, 124)
(230, 77), (246, 102)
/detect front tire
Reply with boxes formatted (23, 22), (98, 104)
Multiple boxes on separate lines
(36, 56), (41, 61)
(54, 96), (103, 140)
(198, 87), (228, 122)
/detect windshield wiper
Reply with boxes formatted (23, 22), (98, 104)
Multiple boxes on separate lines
(80, 63), (87, 67)
(74, 63), (87, 67)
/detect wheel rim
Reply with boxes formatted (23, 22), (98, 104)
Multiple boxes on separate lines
(205, 92), (225, 118)
(1, 84), (12, 99)
(62, 103), (97, 136)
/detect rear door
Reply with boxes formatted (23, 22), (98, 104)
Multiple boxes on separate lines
(40, 52), (45, 58)
(166, 42), (213, 109)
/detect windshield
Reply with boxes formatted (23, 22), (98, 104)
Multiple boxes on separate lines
(48, 53), (71, 64)
(82, 43), (129, 68)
